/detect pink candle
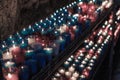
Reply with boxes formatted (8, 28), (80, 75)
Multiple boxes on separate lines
(80, 3), (88, 14)
(9, 45), (21, 55)
(69, 28), (75, 41)
(9, 45), (24, 64)
(4, 73), (19, 80)
(82, 68), (90, 78)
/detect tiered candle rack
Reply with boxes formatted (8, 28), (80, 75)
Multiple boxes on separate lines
(32, 4), (113, 80)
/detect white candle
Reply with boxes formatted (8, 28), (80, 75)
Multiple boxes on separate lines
(51, 77), (57, 80)
(65, 71), (72, 77)
(84, 58), (89, 62)
(70, 76), (77, 80)
(72, 72), (79, 78)
(68, 66), (75, 73)
(59, 68), (65, 74)
(2, 51), (13, 60)
(55, 73), (61, 77)
(81, 61), (87, 65)
(27, 37), (36, 45)
(4, 61), (15, 68)
(105, 2), (112, 8)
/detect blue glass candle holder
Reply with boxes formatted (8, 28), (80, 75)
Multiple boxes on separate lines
(85, 19), (91, 29)
(25, 59), (38, 75)
(96, 0), (102, 5)
(20, 40), (28, 49)
(51, 42), (60, 56)
(62, 32), (71, 45)
(6, 36), (17, 46)
(28, 26), (35, 35)
(63, 61), (70, 69)
(25, 50), (35, 60)
(21, 28), (29, 37)
(35, 53), (46, 69)
(47, 27), (54, 33)
(56, 37), (66, 51)
(43, 47), (54, 62)
(19, 65), (30, 80)
(32, 43), (42, 53)
(1, 43), (8, 52)
(33, 23), (41, 32)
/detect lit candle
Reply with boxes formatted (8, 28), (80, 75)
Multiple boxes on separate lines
(28, 25), (35, 34)
(9, 45), (21, 55)
(52, 30), (60, 37)
(72, 72), (79, 78)
(25, 50), (35, 60)
(67, 57), (74, 63)
(105, 2), (112, 9)
(64, 61), (70, 69)
(62, 32), (71, 45)
(4, 61), (15, 68)
(19, 66), (29, 80)
(78, 75), (86, 80)
(1, 44), (8, 51)
(20, 40), (28, 49)
(4, 73), (19, 80)
(68, 66), (75, 73)
(27, 36), (36, 46)
(59, 68), (65, 74)
(75, 59), (79, 65)
(2, 51), (13, 60)
(82, 68), (89, 78)
(81, 61), (87, 65)
(54, 72), (61, 78)
(41, 28), (47, 35)
(21, 28), (29, 36)
(56, 36), (66, 51)
(70, 76), (77, 80)
(78, 64), (85, 72)
(51, 42), (60, 56)
(57, 24), (69, 34)
(9, 45), (24, 64)
(43, 47), (53, 61)
(51, 77), (58, 80)
(65, 71), (72, 77)
(88, 62), (94, 67)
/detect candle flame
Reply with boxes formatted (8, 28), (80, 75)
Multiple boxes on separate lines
(8, 73), (12, 79)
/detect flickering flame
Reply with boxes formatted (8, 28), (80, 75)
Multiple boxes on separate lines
(44, 47), (52, 51)
(8, 73), (12, 79)
(6, 51), (10, 55)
